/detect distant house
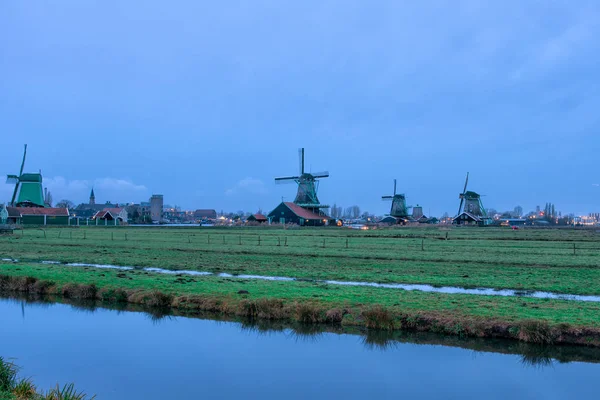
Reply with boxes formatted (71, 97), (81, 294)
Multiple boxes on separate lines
(15, 207), (69, 225)
(72, 189), (117, 219)
(379, 216), (399, 225)
(5, 207), (21, 224)
(247, 213), (268, 223)
(267, 202), (331, 226)
(92, 207), (127, 225)
(453, 211), (484, 226)
(194, 209), (217, 220)
(103, 207), (128, 222)
(0, 205), (8, 224)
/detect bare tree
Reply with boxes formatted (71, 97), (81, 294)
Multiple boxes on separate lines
(55, 199), (75, 209)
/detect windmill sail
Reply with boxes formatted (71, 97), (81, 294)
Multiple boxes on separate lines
(456, 172), (487, 219)
(382, 179), (410, 219)
(274, 148), (329, 211)
(7, 144), (45, 208)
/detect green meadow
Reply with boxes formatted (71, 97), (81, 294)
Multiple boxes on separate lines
(1, 226), (600, 342)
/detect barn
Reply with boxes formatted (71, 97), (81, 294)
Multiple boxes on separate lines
(92, 207), (127, 225)
(16, 207), (70, 225)
(247, 213), (268, 223)
(453, 211), (484, 226)
(267, 202), (331, 226)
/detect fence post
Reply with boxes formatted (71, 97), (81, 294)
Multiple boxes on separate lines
(258, 235), (261, 246)
(42, 229), (46, 239)
(277, 237), (281, 246)
(208, 235), (210, 244)
(239, 235), (242, 245)
(223, 235), (225, 244)
(111, 232), (114, 241)
(70, 231), (72, 240)
(83, 231), (86, 240)
(346, 238), (348, 248)
(421, 239), (424, 251)
(573, 243), (576, 256)
(445, 232), (448, 240)
(322, 238), (326, 248)
(284, 237), (288, 247)
(58, 231), (61, 238)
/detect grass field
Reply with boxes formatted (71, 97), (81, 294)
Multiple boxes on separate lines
(1, 225), (600, 345)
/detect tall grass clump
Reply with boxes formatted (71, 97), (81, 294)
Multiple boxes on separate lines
(43, 383), (95, 400)
(517, 320), (556, 345)
(0, 358), (94, 400)
(0, 357), (17, 393)
(362, 306), (395, 330)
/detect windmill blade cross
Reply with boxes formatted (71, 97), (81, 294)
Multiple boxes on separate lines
(19, 144), (27, 176)
(311, 171), (329, 178)
(462, 172), (469, 194)
(298, 148), (305, 175)
(275, 176), (299, 185)
(393, 179), (397, 196)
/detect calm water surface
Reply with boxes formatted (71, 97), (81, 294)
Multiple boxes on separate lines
(0, 297), (599, 399)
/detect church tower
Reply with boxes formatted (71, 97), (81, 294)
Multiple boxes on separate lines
(90, 188), (96, 205)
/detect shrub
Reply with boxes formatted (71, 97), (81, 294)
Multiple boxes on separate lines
(362, 306), (395, 330)
(517, 320), (556, 345)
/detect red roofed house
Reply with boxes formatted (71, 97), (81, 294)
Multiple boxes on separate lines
(267, 202), (332, 226)
(92, 207), (128, 225)
(246, 213), (268, 224)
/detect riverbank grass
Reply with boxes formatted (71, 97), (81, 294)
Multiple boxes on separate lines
(0, 357), (93, 400)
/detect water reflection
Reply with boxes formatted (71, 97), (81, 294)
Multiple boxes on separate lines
(3, 293), (600, 368)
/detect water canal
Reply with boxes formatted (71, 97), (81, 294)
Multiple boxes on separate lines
(1, 296), (599, 399)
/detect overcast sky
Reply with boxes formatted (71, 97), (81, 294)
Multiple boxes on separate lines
(1, 1), (599, 216)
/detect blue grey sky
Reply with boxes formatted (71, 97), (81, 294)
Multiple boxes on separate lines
(1, 1), (599, 216)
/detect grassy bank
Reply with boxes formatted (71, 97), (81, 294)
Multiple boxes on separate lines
(0, 357), (93, 400)
(1, 226), (600, 346)
(1, 226), (600, 295)
(1, 262), (600, 347)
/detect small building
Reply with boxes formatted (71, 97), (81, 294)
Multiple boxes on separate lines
(453, 211), (489, 226)
(267, 202), (331, 226)
(72, 189), (117, 219)
(0, 205), (8, 224)
(194, 209), (217, 220)
(5, 207), (21, 224)
(16, 207), (70, 225)
(150, 194), (164, 223)
(379, 216), (398, 225)
(247, 213), (268, 223)
(92, 208), (126, 225)
(103, 207), (128, 222)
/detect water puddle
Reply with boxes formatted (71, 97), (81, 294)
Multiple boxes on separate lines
(145, 267), (211, 276)
(3, 258), (600, 303)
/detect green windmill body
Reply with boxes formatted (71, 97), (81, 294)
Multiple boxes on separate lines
(275, 148), (329, 214)
(382, 179), (412, 221)
(454, 172), (490, 226)
(6, 145), (46, 208)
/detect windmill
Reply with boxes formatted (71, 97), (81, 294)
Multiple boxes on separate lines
(456, 172), (487, 218)
(6, 144), (45, 208)
(275, 148), (329, 213)
(382, 179), (411, 221)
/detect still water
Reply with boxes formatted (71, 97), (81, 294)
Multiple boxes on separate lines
(1, 297), (599, 399)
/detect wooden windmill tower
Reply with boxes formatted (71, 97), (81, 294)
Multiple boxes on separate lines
(454, 172), (489, 225)
(274, 148), (329, 214)
(382, 179), (411, 222)
(5, 144), (45, 208)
